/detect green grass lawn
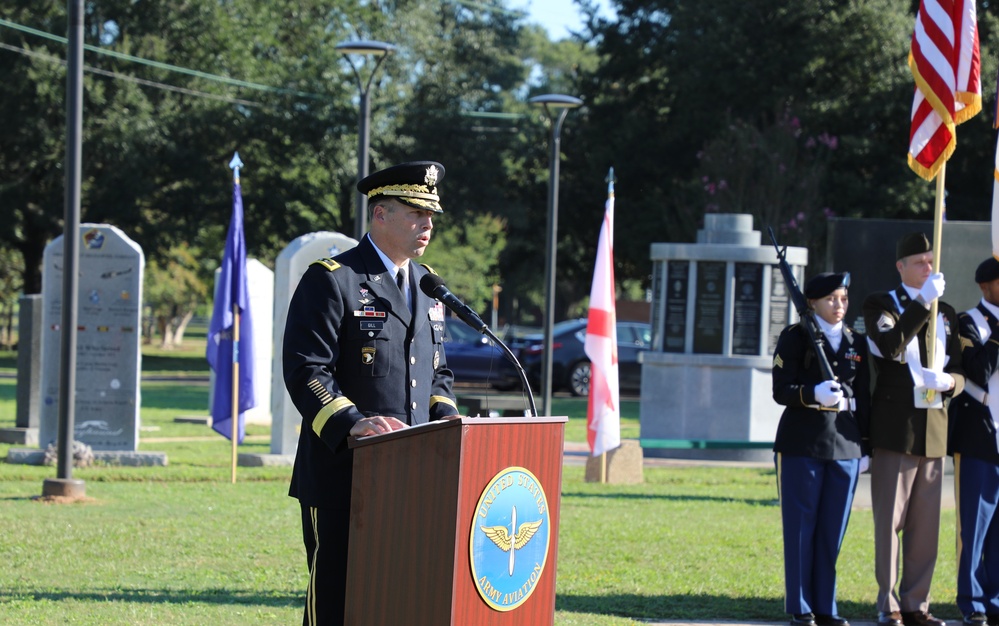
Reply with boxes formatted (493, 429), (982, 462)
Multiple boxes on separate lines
(0, 345), (964, 625)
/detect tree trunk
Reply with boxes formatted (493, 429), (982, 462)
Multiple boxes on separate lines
(173, 308), (196, 346)
(157, 316), (175, 350)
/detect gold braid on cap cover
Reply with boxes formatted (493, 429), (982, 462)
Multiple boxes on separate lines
(366, 183), (439, 202)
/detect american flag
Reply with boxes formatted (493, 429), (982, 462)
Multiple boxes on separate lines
(907, 0), (981, 180)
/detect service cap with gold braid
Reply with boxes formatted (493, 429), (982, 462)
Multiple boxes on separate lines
(357, 161), (445, 213)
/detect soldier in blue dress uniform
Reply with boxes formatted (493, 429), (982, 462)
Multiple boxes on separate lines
(950, 257), (999, 626)
(772, 271), (870, 626)
(283, 161), (460, 626)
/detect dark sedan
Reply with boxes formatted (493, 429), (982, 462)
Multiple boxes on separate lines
(442, 318), (520, 390)
(519, 318), (651, 396)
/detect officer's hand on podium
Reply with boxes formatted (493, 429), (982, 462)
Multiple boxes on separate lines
(814, 380), (844, 407)
(350, 416), (409, 437)
(921, 367), (954, 391)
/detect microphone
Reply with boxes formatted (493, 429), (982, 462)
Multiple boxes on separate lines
(419, 273), (486, 332)
(420, 272), (539, 417)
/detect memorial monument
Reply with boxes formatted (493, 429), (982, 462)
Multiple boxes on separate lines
(207, 258), (274, 425)
(641, 214), (807, 460)
(38, 224), (144, 451)
(236, 231), (357, 465)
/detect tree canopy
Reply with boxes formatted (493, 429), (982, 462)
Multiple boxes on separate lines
(2, 0), (998, 327)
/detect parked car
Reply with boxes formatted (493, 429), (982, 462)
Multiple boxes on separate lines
(518, 318), (651, 396)
(442, 318), (520, 390)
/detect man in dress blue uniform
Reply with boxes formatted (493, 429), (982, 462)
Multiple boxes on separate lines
(864, 232), (965, 626)
(283, 161), (460, 626)
(773, 271), (869, 626)
(950, 257), (999, 626)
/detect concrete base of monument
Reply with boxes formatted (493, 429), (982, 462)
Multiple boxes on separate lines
(237, 453), (295, 467)
(638, 352), (780, 464)
(584, 440), (644, 484)
(6, 448), (168, 466)
(41, 478), (86, 499)
(0, 427), (38, 446)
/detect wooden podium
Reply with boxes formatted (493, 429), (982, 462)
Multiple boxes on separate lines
(345, 416), (567, 626)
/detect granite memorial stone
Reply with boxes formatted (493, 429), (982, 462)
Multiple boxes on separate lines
(39, 224), (143, 451)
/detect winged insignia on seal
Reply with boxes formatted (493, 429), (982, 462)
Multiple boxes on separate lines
(480, 506), (543, 575)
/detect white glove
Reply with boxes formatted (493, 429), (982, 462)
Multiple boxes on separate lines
(814, 380), (844, 407)
(921, 367), (954, 391)
(859, 455), (870, 474)
(918, 273), (946, 303)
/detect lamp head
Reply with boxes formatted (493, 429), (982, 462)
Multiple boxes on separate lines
(335, 40), (396, 57)
(528, 94), (583, 110)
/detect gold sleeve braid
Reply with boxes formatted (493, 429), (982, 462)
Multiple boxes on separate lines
(307, 377), (354, 437)
(313, 397), (355, 437)
(430, 395), (457, 410)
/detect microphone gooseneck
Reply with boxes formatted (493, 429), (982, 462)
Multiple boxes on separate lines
(419, 274), (486, 332)
(419, 272), (538, 416)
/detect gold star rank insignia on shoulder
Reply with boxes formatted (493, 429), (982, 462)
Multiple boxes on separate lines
(312, 257), (341, 271)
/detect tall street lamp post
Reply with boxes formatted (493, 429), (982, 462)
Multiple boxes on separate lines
(336, 39), (395, 241)
(529, 94), (583, 418)
(42, 0), (86, 499)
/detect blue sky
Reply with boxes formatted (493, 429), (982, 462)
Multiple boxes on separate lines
(512, 0), (616, 40)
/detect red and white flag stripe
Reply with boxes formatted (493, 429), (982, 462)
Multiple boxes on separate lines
(585, 172), (620, 457)
(907, 0), (980, 180)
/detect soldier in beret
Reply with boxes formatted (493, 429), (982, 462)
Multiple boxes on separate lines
(949, 257), (999, 626)
(773, 271), (869, 626)
(863, 232), (965, 626)
(283, 161), (460, 625)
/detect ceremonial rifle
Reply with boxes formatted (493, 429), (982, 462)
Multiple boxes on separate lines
(767, 226), (837, 382)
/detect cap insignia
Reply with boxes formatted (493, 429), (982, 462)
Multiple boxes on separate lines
(425, 165), (439, 188)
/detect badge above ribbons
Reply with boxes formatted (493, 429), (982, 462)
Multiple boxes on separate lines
(469, 466), (552, 612)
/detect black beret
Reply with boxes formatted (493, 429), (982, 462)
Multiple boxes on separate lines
(975, 257), (999, 283)
(804, 272), (850, 299)
(896, 231), (932, 261)
(357, 161), (445, 213)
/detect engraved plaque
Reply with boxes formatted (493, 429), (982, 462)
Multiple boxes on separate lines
(693, 261), (726, 354)
(732, 263), (762, 356)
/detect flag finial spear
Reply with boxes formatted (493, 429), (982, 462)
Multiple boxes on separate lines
(229, 152), (243, 184)
(605, 166), (615, 196)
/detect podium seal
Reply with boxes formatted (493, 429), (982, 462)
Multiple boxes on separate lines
(469, 466), (551, 611)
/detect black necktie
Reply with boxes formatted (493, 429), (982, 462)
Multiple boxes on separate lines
(397, 266), (409, 311)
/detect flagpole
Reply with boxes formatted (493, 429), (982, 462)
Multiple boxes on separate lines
(927, 163), (945, 368)
(586, 167), (620, 483)
(230, 305), (239, 484)
(226, 152), (243, 485)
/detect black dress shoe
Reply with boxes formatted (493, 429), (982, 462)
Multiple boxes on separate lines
(902, 611), (946, 626)
(964, 613), (987, 626)
(815, 615), (850, 626)
(791, 613), (817, 626)
(880, 612), (904, 626)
